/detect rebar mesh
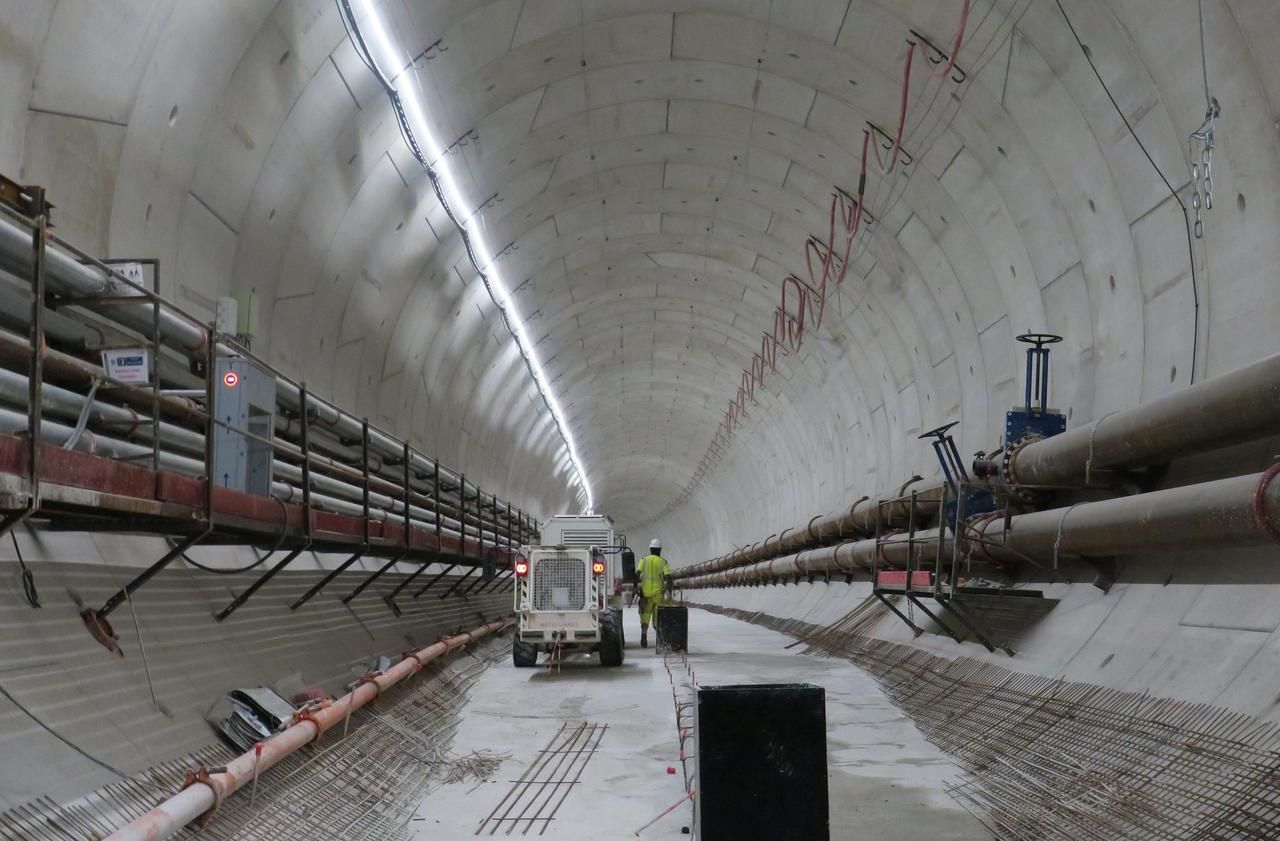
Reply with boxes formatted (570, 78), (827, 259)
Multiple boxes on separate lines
(696, 600), (1280, 841)
(0, 640), (508, 841)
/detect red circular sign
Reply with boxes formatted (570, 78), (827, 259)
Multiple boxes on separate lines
(222, 371), (240, 388)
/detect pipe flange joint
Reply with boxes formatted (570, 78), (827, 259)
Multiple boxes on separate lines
(805, 514), (823, 542)
(876, 529), (904, 568)
(847, 496), (870, 535)
(1253, 463), (1280, 544)
(1001, 434), (1041, 490)
(967, 511), (1006, 566)
(289, 701), (332, 742)
(180, 768), (224, 827)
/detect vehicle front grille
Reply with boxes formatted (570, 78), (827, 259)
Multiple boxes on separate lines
(532, 556), (586, 610)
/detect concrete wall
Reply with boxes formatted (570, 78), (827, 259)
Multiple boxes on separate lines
(653, 0), (1280, 561)
(0, 535), (510, 809)
(4, 0), (1280, 815)
(0, 0), (580, 520)
(692, 538), (1280, 725)
(5, 1), (1277, 542)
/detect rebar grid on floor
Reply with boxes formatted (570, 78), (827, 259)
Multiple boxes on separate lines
(696, 601), (1280, 841)
(0, 641), (508, 841)
(475, 721), (606, 836)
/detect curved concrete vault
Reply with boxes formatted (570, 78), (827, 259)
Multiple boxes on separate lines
(4, 0), (1280, 553)
(8, 1), (1280, 837)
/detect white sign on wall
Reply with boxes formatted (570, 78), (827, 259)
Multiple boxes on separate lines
(108, 262), (147, 295)
(101, 348), (150, 384)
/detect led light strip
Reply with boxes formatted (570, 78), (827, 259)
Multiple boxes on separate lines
(339, 0), (593, 512)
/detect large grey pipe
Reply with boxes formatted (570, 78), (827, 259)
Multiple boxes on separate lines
(0, 214), (523, 528)
(670, 480), (943, 580)
(679, 469), (1280, 588)
(0, 378), (509, 549)
(0, 216), (207, 351)
(680, 352), (1280, 580)
(1002, 353), (1280, 486)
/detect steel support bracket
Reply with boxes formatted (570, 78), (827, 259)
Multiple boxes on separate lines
(439, 565), (477, 599)
(413, 562), (458, 598)
(905, 594), (964, 644)
(342, 550), (409, 605)
(215, 544), (308, 622)
(874, 592), (924, 638)
(290, 549), (366, 610)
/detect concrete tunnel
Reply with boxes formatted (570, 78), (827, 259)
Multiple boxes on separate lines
(1, 0), (1279, 838)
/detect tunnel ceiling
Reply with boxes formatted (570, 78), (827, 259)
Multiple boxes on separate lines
(4, 1), (1280, 550)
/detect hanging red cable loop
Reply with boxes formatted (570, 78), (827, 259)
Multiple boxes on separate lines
(715, 0), (968, 443)
(872, 40), (917, 175)
(927, 0), (971, 81)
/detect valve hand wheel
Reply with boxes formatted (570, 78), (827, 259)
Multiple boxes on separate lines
(918, 420), (959, 441)
(1016, 332), (1063, 348)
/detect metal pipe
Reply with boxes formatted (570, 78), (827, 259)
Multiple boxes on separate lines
(101, 618), (511, 841)
(680, 469), (1280, 588)
(682, 353), (1280, 581)
(0, 326), (525, 532)
(0, 404), (511, 552)
(998, 352), (1280, 487)
(670, 481), (942, 580)
(0, 216), (525, 534)
(0, 212), (207, 351)
(0, 356), (523, 547)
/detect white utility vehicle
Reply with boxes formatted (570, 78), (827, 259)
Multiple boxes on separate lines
(512, 545), (624, 667)
(537, 514), (631, 607)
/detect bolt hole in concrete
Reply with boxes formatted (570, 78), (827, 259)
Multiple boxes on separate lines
(168, 104), (179, 126)
(409, 610), (989, 839)
(1238, 192), (1246, 211)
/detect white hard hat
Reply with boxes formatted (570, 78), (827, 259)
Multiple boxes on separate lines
(649, 538), (662, 550)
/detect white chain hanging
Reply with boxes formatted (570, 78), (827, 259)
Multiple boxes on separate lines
(1188, 0), (1220, 239)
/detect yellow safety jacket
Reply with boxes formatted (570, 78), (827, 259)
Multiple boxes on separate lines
(638, 553), (669, 599)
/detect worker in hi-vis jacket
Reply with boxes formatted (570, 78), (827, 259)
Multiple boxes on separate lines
(636, 539), (670, 649)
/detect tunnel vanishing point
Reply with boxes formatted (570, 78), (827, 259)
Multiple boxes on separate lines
(2, 1), (1280, 839)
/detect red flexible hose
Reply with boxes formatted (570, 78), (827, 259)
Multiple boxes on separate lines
(928, 0), (971, 80)
(872, 40), (916, 175)
(718, 3), (968, 441)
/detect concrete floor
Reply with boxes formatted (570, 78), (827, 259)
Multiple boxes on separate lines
(410, 607), (992, 839)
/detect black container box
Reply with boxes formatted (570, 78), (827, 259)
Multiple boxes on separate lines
(655, 604), (688, 652)
(695, 683), (828, 841)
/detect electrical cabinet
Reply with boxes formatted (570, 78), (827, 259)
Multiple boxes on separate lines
(212, 357), (275, 497)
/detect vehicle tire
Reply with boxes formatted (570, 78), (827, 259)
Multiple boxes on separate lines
(599, 608), (624, 667)
(513, 631), (538, 667)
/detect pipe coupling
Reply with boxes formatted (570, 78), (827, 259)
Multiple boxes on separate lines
(179, 768), (224, 827)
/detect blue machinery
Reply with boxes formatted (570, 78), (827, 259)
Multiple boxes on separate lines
(870, 334), (1069, 654)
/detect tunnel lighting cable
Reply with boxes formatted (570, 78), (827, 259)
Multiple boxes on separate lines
(337, 0), (594, 513)
(0, 681), (168, 792)
(1054, 0), (1200, 384)
(635, 0), (1025, 532)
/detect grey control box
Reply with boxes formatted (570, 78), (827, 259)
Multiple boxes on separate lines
(212, 356), (276, 497)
